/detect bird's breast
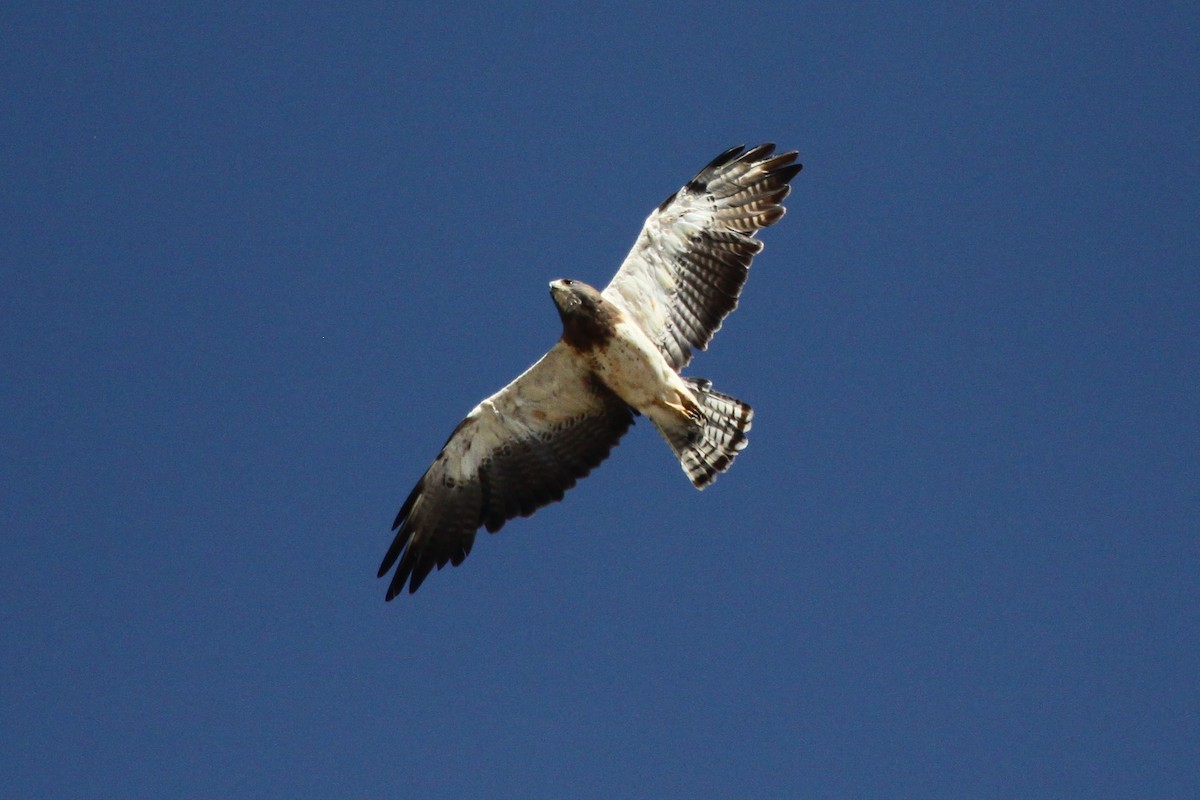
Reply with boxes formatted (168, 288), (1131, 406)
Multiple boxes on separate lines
(582, 319), (685, 411)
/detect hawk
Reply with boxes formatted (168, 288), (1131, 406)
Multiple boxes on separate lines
(380, 143), (802, 598)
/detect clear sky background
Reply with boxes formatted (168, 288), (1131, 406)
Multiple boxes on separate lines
(3, 3), (1197, 797)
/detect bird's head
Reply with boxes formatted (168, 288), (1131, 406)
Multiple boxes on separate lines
(549, 279), (616, 351)
(549, 278), (603, 317)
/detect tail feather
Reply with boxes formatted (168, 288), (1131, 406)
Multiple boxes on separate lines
(658, 377), (753, 489)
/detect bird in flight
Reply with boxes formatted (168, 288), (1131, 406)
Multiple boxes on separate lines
(380, 143), (802, 598)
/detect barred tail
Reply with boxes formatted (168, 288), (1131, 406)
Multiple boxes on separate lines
(659, 378), (753, 489)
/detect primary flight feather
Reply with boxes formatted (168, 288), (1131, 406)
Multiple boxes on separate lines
(380, 144), (802, 598)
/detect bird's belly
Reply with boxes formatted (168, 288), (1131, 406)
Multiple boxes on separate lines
(586, 323), (685, 410)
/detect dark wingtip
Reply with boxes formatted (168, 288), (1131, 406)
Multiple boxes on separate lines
(740, 142), (777, 162)
(685, 144), (747, 192)
(383, 554), (419, 599)
(378, 531), (407, 579)
(407, 560), (433, 594)
(710, 143), (748, 168)
(775, 163), (804, 184)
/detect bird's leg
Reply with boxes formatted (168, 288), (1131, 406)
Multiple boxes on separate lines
(657, 390), (705, 428)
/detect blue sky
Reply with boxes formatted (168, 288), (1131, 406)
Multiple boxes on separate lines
(3, 3), (1197, 797)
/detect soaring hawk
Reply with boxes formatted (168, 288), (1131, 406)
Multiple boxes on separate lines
(380, 144), (801, 598)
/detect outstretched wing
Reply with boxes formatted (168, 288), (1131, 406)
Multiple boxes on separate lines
(603, 144), (802, 370)
(379, 343), (634, 598)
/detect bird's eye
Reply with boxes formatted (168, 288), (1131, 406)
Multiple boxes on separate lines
(563, 279), (574, 286)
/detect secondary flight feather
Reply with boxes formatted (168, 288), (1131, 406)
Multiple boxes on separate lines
(380, 144), (802, 598)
